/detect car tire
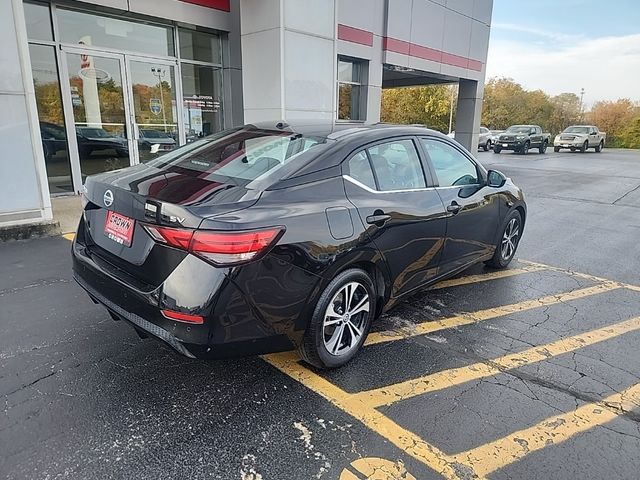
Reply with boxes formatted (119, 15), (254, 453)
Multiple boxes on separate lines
(483, 140), (491, 152)
(539, 140), (548, 154)
(580, 141), (588, 153)
(595, 141), (604, 153)
(299, 268), (376, 369)
(554, 146), (560, 153)
(570, 147), (576, 152)
(521, 141), (530, 155)
(485, 209), (522, 269)
(42, 143), (52, 161)
(493, 146), (501, 154)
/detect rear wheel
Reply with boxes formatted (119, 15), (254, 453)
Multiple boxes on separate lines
(299, 268), (375, 369)
(554, 146), (560, 153)
(580, 141), (588, 153)
(483, 140), (491, 152)
(539, 140), (548, 154)
(595, 140), (604, 153)
(485, 210), (522, 269)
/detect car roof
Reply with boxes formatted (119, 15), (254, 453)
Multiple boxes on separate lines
(247, 120), (446, 142)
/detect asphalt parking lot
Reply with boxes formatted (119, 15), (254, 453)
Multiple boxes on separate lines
(2, 147), (640, 479)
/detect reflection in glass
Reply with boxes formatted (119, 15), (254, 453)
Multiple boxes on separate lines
(24, 2), (53, 42)
(57, 9), (174, 57)
(66, 52), (130, 178)
(181, 64), (224, 142)
(29, 44), (73, 193)
(178, 29), (222, 64)
(129, 61), (178, 161)
(338, 83), (362, 121)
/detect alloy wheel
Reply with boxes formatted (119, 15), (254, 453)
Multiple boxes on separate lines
(322, 282), (370, 357)
(501, 218), (520, 261)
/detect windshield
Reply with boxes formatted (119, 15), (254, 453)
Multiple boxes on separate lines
(79, 128), (112, 138)
(145, 127), (327, 186)
(505, 126), (533, 134)
(563, 126), (590, 134)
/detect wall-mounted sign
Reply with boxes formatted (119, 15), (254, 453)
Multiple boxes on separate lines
(150, 98), (162, 115)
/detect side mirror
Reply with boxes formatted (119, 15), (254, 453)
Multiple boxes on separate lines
(487, 170), (507, 188)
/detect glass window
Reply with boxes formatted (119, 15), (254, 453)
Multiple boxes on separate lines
(146, 128), (325, 186)
(337, 57), (366, 121)
(181, 64), (224, 140)
(421, 139), (479, 187)
(178, 29), (222, 64)
(367, 140), (425, 191)
(57, 9), (174, 57)
(24, 2), (53, 42)
(29, 44), (74, 193)
(347, 151), (376, 190)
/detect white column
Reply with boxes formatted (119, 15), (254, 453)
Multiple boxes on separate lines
(239, 0), (336, 123)
(454, 79), (484, 153)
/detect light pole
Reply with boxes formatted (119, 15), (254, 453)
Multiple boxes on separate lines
(579, 87), (585, 122)
(151, 67), (167, 131)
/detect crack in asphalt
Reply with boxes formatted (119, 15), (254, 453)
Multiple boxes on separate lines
(0, 278), (71, 297)
(613, 182), (640, 205)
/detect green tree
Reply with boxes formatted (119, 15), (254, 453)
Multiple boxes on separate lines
(619, 117), (640, 149)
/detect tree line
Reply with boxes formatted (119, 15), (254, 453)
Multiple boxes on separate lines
(381, 77), (640, 148)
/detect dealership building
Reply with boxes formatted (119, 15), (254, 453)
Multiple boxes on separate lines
(1, 0), (492, 229)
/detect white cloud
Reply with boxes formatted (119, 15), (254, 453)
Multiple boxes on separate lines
(486, 33), (640, 105)
(492, 22), (583, 42)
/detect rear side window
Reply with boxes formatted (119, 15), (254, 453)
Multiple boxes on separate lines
(347, 151), (376, 190)
(367, 140), (426, 191)
(421, 138), (479, 187)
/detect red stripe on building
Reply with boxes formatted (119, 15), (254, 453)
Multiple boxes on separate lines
(337, 24), (374, 47)
(179, 0), (230, 12)
(382, 34), (483, 72)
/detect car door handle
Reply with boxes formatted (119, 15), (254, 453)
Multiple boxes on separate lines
(447, 202), (461, 214)
(366, 212), (391, 225)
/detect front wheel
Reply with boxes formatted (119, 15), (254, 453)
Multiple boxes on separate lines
(539, 140), (548, 154)
(580, 141), (588, 153)
(485, 210), (522, 269)
(554, 146), (560, 153)
(521, 141), (530, 155)
(595, 141), (604, 153)
(493, 146), (501, 154)
(299, 269), (376, 369)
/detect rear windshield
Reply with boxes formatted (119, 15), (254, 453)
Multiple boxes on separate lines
(563, 126), (590, 134)
(145, 127), (327, 186)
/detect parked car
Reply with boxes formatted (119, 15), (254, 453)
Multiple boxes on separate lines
(72, 121), (526, 368)
(40, 122), (68, 160)
(138, 129), (176, 153)
(490, 130), (504, 143)
(76, 127), (128, 158)
(553, 125), (606, 153)
(494, 125), (550, 154)
(447, 126), (493, 151)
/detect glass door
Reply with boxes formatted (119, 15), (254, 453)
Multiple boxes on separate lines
(127, 58), (180, 162)
(63, 49), (133, 181)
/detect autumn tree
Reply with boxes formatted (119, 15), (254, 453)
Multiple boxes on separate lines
(586, 99), (639, 146)
(381, 85), (454, 132)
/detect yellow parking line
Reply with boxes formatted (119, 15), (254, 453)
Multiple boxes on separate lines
(62, 233), (75, 241)
(430, 264), (546, 290)
(263, 351), (474, 480)
(454, 382), (640, 477)
(365, 283), (620, 346)
(355, 315), (640, 408)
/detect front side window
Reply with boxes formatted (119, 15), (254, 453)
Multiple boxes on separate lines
(367, 140), (426, 191)
(337, 57), (367, 121)
(421, 138), (479, 187)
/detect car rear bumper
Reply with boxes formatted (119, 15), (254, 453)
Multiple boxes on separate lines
(71, 220), (308, 359)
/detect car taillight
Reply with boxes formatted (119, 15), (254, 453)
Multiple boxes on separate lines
(161, 309), (204, 324)
(143, 225), (284, 266)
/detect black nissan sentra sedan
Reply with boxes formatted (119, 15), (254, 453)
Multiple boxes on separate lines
(72, 121), (526, 368)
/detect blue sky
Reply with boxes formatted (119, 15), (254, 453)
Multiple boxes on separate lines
(487, 0), (640, 105)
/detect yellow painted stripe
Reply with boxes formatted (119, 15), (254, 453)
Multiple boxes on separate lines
(62, 233), (75, 241)
(430, 265), (546, 290)
(454, 382), (640, 477)
(356, 315), (640, 407)
(263, 351), (475, 480)
(365, 283), (620, 346)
